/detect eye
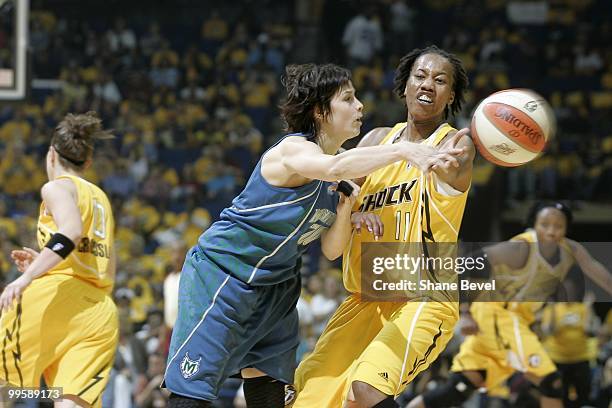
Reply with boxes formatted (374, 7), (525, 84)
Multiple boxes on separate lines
(435, 78), (446, 84)
(414, 74), (425, 79)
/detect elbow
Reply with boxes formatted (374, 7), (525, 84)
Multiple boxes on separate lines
(61, 225), (83, 244)
(321, 245), (342, 261)
(327, 162), (347, 181)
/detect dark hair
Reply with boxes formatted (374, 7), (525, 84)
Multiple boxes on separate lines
(527, 201), (573, 227)
(280, 63), (352, 138)
(393, 45), (469, 119)
(51, 111), (114, 169)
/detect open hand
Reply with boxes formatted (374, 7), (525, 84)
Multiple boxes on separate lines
(11, 247), (39, 273)
(403, 128), (469, 173)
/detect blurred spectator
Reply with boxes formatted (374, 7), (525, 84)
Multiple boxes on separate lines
(134, 352), (169, 407)
(136, 308), (166, 355)
(342, 8), (383, 67)
(106, 18), (137, 53)
(309, 273), (342, 337)
(388, 0), (417, 55)
(163, 243), (185, 330)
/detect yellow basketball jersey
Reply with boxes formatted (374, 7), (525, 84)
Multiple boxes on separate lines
(37, 174), (115, 292)
(496, 229), (575, 323)
(343, 123), (469, 300)
(542, 303), (594, 363)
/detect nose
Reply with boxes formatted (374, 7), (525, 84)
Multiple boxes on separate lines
(421, 76), (434, 91)
(356, 98), (364, 112)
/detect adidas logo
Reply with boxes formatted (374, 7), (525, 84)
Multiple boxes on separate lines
(378, 372), (389, 382)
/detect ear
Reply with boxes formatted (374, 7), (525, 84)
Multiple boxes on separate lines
(48, 146), (56, 163)
(448, 91), (455, 106)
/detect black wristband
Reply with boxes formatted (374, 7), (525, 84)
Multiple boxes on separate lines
(337, 180), (354, 197)
(45, 233), (76, 259)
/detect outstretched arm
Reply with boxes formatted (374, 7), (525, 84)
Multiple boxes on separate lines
(263, 131), (468, 186)
(568, 239), (612, 296)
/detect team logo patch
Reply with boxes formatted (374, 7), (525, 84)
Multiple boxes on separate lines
(489, 142), (517, 155)
(528, 353), (541, 368)
(285, 384), (296, 406)
(524, 100), (538, 112)
(378, 372), (389, 382)
(52, 243), (64, 251)
(180, 352), (201, 379)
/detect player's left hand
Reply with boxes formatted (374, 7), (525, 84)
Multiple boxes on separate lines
(351, 212), (383, 239)
(0, 273), (33, 312)
(333, 180), (360, 213)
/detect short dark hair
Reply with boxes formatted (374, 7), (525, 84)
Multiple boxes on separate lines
(393, 45), (469, 119)
(51, 111), (114, 169)
(527, 201), (573, 227)
(280, 63), (352, 138)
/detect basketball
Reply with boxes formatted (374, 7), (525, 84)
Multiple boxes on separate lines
(471, 89), (555, 167)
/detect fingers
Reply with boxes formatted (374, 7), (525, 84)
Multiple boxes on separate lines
(10, 250), (28, 260)
(358, 214), (383, 239)
(431, 151), (462, 173)
(450, 128), (470, 147)
(23, 247), (39, 257)
(351, 212), (364, 230)
(0, 288), (17, 312)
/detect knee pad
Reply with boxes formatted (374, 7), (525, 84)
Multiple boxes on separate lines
(168, 393), (212, 408)
(422, 372), (478, 408)
(538, 371), (563, 399)
(243, 375), (286, 408)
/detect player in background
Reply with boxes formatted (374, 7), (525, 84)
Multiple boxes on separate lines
(0, 112), (117, 408)
(163, 63), (467, 408)
(541, 285), (599, 407)
(407, 202), (612, 408)
(294, 45), (474, 408)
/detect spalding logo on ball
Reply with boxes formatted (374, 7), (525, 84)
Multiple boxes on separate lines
(471, 89), (556, 167)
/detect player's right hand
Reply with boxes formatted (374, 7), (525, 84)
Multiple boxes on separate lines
(401, 129), (468, 173)
(11, 247), (39, 273)
(459, 313), (479, 336)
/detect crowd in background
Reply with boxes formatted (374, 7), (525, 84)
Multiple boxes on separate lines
(0, 0), (611, 406)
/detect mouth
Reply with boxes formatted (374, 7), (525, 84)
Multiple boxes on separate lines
(416, 94), (434, 105)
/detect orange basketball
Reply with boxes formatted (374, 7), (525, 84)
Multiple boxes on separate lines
(471, 89), (555, 167)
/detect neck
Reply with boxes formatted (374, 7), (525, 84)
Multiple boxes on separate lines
(400, 114), (445, 142)
(53, 167), (82, 180)
(316, 130), (344, 154)
(538, 241), (559, 258)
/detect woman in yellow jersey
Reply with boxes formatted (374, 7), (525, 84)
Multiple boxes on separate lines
(541, 287), (599, 407)
(293, 46), (474, 408)
(408, 202), (612, 408)
(0, 112), (117, 408)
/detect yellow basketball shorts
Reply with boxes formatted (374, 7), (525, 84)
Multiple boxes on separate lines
(451, 304), (556, 389)
(293, 295), (458, 407)
(0, 274), (118, 406)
